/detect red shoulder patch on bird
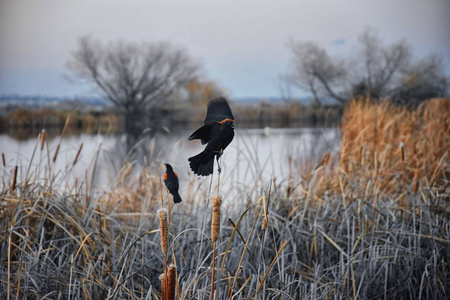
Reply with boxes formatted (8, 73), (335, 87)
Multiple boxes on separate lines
(217, 118), (235, 124)
(163, 173), (168, 180)
(174, 172), (178, 177)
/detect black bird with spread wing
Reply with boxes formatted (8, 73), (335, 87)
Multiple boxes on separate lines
(163, 163), (182, 203)
(188, 97), (235, 176)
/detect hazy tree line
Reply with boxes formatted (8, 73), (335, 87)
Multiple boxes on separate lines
(285, 29), (448, 107)
(67, 37), (201, 135)
(67, 29), (449, 135)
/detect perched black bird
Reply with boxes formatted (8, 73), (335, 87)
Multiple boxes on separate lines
(163, 163), (182, 203)
(188, 97), (235, 176)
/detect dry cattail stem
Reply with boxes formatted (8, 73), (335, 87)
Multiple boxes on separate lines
(159, 208), (168, 255)
(167, 264), (176, 300)
(40, 130), (46, 151)
(211, 196), (222, 242)
(52, 144), (60, 163)
(11, 165), (18, 192)
(2, 153), (5, 167)
(73, 143), (83, 166)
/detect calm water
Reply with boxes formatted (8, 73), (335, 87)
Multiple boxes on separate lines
(0, 127), (340, 193)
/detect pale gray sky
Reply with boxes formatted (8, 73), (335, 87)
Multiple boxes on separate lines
(0, 0), (449, 98)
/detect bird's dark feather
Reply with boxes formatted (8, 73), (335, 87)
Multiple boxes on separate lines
(204, 97), (234, 125)
(188, 124), (212, 145)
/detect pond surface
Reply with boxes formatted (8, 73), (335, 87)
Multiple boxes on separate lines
(0, 127), (340, 194)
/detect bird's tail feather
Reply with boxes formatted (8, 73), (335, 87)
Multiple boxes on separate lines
(172, 191), (182, 203)
(188, 151), (214, 176)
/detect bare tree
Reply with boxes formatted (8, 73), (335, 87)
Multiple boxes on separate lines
(286, 41), (350, 104)
(287, 29), (448, 106)
(392, 53), (448, 106)
(355, 29), (412, 99)
(67, 36), (199, 133)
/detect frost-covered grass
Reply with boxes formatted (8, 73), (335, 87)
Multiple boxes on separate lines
(1, 98), (449, 299)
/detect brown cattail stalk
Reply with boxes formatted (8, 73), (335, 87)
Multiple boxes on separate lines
(11, 165), (18, 192)
(261, 194), (268, 231)
(52, 144), (60, 163)
(40, 130), (46, 151)
(211, 196), (221, 242)
(167, 264), (176, 300)
(2, 153), (5, 167)
(262, 216), (268, 231)
(159, 207), (169, 299)
(73, 143), (83, 166)
(211, 195), (221, 300)
(159, 273), (166, 300)
(400, 142), (405, 162)
(159, 208), (168, 255)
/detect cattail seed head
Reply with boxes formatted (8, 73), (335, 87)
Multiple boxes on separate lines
(158, 208), (168, 255)
(40, 130), (46, 151)
(11, 165), (18, 192)
(262, 216), (268, 231)
(360, 145), (365, 165)
(52, 144), (60, 163)
(159, 273), (166, 300)
(211, 195), (221, 242)
(167, 264), (177, 300)
(73, 143), (83, 166)
(400, 142), (405, 162)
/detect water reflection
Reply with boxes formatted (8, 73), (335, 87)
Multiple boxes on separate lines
(0, 127), (340, 193)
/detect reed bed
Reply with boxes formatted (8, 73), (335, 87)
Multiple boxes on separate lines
(1, 99), (449, 299)
(299, 98), (449, 203)
(4, 108), (118, 138)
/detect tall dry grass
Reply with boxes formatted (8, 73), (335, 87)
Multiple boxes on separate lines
(1, 98), (449, 299)
(301, 98), (449, 202)
(341, 98), (449, 194)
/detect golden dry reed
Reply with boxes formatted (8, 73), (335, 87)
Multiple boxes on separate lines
(340, 98), (449, 194)
(158, 208), (168, 255)
(302, 98), (450, 200)
(211, 195), (221, 242)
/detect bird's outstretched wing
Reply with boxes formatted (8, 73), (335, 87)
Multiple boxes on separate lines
(204, 97), (234, 125)
(188, 124), (212, 145)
